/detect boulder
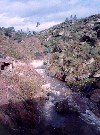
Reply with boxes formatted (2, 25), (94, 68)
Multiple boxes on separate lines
(55, 93), (100, 131)
(90, 89), (100, 103)
(55, 71), (66, 81)
(0, 56), (14, 71)
(93, 70), (100, 78)
(55, 100), (69, 113)
(55, 93), (89, 114)
(0, 53), (3, 58)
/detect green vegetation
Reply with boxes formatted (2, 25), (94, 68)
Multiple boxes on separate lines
(42, 14), (100, 92)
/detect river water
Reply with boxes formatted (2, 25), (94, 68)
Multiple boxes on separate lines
(30, 60), (100, 135)
(0, 59), (99, 135)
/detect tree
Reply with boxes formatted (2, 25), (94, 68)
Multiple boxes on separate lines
(70, 15), (73, 20)
(36, 22), (40, 27)
(4, 27), (15, 38)
(73, 15), (77, 22)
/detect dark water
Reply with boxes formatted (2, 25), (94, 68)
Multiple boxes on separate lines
(0, 97), (99, 135)
(37, 64), (100, 135)
(39, 96), (100, 135)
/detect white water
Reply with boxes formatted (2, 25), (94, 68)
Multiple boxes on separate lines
(30, 60), (68, 125)
(30, 60), (44, 68)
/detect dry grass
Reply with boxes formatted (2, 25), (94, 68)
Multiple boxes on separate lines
(7, 71), (37, 100)
(19, 78), (36, 99)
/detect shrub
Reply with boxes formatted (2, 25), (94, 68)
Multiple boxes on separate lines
(97, 29), (100, 38)
(4, 27), (15, 38)
(93, 22), (100, 31)
(8, 73), (36, 100)
(19, 79), (36, 99)
(8, 47), (22, 59)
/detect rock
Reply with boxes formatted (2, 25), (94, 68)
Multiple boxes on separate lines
(48, 65), (59, 77)
(0, 53), (3, 58)
(65, 75), (76, 86)
(0, 56), (14, 71)
(1, 62), (10, 70)
(55, 100), (69, 113)
(55, 71), (66, 81)
(55, 93), (100, 131)
(90, 89), (100, 103)
(79, 35), (91, 42)
(86, 58), (95, 65)
(93, 71), (100, 78)
(59, 31), (64, 36)
(55, 93), (89, 114)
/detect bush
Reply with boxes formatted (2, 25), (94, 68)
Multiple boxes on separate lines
(8, 73), (36, 99)
(8, 47), (22, 59)
(4, 27), (15, 38)
(93, 22), (100, 31)
(19, 79), (36, 99)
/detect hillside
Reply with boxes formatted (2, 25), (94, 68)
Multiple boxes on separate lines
(39, 14), (100, 92)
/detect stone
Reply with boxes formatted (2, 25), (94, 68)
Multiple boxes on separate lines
(93, 71), (100, 78)
(55, 71), (66, 81)
(55, 100), (69, 113)
(90, 89), (100, 103)
(79, 35), (91, 42)
(55, 93), (89, 114)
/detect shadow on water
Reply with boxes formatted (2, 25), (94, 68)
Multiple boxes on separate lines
(0, 97), (99, 135)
